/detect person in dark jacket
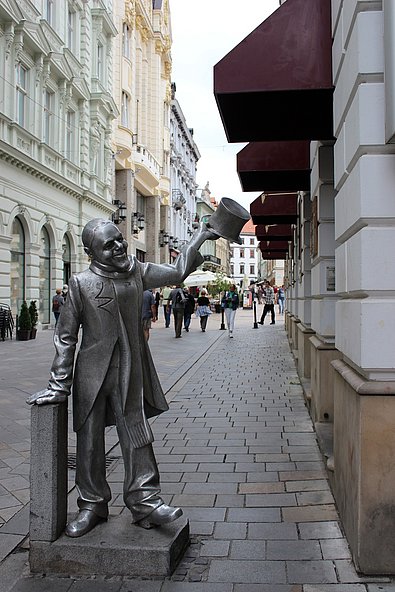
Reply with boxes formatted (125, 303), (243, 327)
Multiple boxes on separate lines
(183, 287), (195, 332)
(196, 288), (211, 332)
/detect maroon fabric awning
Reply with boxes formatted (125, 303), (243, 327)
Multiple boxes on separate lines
(255, 224), (293, 241)
(237, 141), (311, 192)
(258, 248), (287, 260)
(214, 0), (333, 142)
(259, 241), (289, 252)
(250, 193), (298, 225)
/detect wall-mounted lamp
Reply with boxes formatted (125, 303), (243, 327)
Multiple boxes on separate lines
(112, 200), (127, 225)
(132, 212), (145, 234)
(159, 229), (170, 247)
(168, 236), (174, 249)
(173, 237), (179, 249)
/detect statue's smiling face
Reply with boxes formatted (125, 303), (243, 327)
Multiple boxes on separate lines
(91, 224), (129, 271)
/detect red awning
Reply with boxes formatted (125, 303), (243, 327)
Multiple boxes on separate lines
(214, 0), (333, 142)
(250, 193), (298, 225)
(255, 224), (293, 241)
(258, 249), (287, 260)
(237, 141), (311, 192)
(259, 241), (289, 252)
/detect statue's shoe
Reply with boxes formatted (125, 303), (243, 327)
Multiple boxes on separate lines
(136, 504), (183, 529)
(65, 509), (107, 538)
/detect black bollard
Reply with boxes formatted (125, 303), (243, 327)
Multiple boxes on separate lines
(220, 306), (226, 330)
(253, 298), (258, 329)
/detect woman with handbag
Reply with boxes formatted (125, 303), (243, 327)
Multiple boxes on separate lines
(196, 289), (211, 332)
(221, 284), (239, 338)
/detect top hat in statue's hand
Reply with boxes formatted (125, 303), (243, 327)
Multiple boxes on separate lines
(205, 197), (251, 245)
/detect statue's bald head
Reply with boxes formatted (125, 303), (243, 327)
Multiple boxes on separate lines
(82, 219), (114, 253)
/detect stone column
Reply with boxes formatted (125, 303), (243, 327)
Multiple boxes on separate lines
(30, 402), (68, 543)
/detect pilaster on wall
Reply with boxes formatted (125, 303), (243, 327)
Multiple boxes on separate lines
(332, 359), (395, 574)
(145, 197), (160, 263)
(309, 142), (339, 430)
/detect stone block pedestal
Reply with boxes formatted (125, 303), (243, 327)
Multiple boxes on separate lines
(30, 513), (190, 577)
(296, 323), (315, 380)
(310, 336), (340, 423)
(332, 359), (395, 574)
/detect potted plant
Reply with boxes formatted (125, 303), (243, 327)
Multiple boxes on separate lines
(17, 301), (32, 341)
(28, 300), (38, 339)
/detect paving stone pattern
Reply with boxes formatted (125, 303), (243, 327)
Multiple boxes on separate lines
(0, 311), (394, 590)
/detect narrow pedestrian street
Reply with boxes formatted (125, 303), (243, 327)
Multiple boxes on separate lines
(0, 310), (394, 591)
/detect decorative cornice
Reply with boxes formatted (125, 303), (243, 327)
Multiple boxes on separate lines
(0, 148), (81, 199)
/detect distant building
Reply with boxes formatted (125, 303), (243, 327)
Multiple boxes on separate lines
(0, 1), (117, 324)
(230, 219), (258, 290)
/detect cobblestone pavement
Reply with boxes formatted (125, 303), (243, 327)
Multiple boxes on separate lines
(1, 309), (394, 591)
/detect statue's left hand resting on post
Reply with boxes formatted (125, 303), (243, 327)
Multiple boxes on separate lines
(27, 218), (219, 537)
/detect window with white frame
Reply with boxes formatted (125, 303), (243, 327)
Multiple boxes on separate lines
(46, 0), (54, 26)
(43, 90), (54, 145)
(97, 42), (103, 80)
(122, 23), (130, 59)
(250, 249), (254, 258)
(67, 6), (75, 51)
(15, 63), (28, 127)
(66, 110), (75, 159)
(240, 264), (245, 275)
(121, 91), (129, 127)
(250, 264), (255, 275)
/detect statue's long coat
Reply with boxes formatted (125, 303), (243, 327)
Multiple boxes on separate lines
(48, 247), (203, 445)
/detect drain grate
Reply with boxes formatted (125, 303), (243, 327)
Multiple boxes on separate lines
(67, 453), (119, 471)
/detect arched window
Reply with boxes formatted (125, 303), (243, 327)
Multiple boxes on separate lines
(10, 217), (25, 314)
(62, 234), (71, 285)
(39, 226), (51, 324)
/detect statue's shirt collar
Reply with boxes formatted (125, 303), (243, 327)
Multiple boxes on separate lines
(90, 258), (135, 279)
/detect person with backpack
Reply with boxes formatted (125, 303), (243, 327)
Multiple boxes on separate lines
(221, 284), (239, 338)
(52, 288), (64, 327)
(167, 284), (186, 338)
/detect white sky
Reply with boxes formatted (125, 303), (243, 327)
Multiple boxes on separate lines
(169, 0), (280, 211)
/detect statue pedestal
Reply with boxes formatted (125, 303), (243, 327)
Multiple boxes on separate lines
(30, 513), (189, 577)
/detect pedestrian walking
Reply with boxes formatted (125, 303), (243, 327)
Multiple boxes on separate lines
(221, 284), (239, 338)
(167, 285), (186, 338)
(259, 279), (276, 325)
(52, 288), (64, 327)
(142, 289), (157, 341)
(196, 288), (211, 332)
(277, 284), (285, 315)
(183, 287), (195, 332)
(161, 286), (172, 328)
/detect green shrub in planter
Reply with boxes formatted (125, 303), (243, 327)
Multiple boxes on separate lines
(17, 301), (32, 340)
(29, 300), (38, 339)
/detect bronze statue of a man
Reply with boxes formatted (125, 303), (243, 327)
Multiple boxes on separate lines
(28, 218), (218, 537)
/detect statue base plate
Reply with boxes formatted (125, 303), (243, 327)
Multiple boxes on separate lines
(29, 513), (189, 577)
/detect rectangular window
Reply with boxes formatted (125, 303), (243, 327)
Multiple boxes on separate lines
(250, 265), (255, 275)
(66, 110), (74, 159)
(240, 249), (244, 258)
(46, 0), (54, 26)
(250, 249), (254, 258)
(250, 238), (254, 245)
(15, 64), (28, 127)
(67, 8), (75, 50)
(97, 43), (103, 79)
(43, 90), (53, 144)
(230, 264), (234, 275)
(122, 23), (130, 58)
(240, 238), (244, 244)
(240, 264), (244, 275)
(121, 91), (129, 127)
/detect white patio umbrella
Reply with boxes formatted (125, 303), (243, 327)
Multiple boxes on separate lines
(183, 270), (217, 287)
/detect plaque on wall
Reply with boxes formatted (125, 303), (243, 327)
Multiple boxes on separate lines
(326, 266), (335, 291)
